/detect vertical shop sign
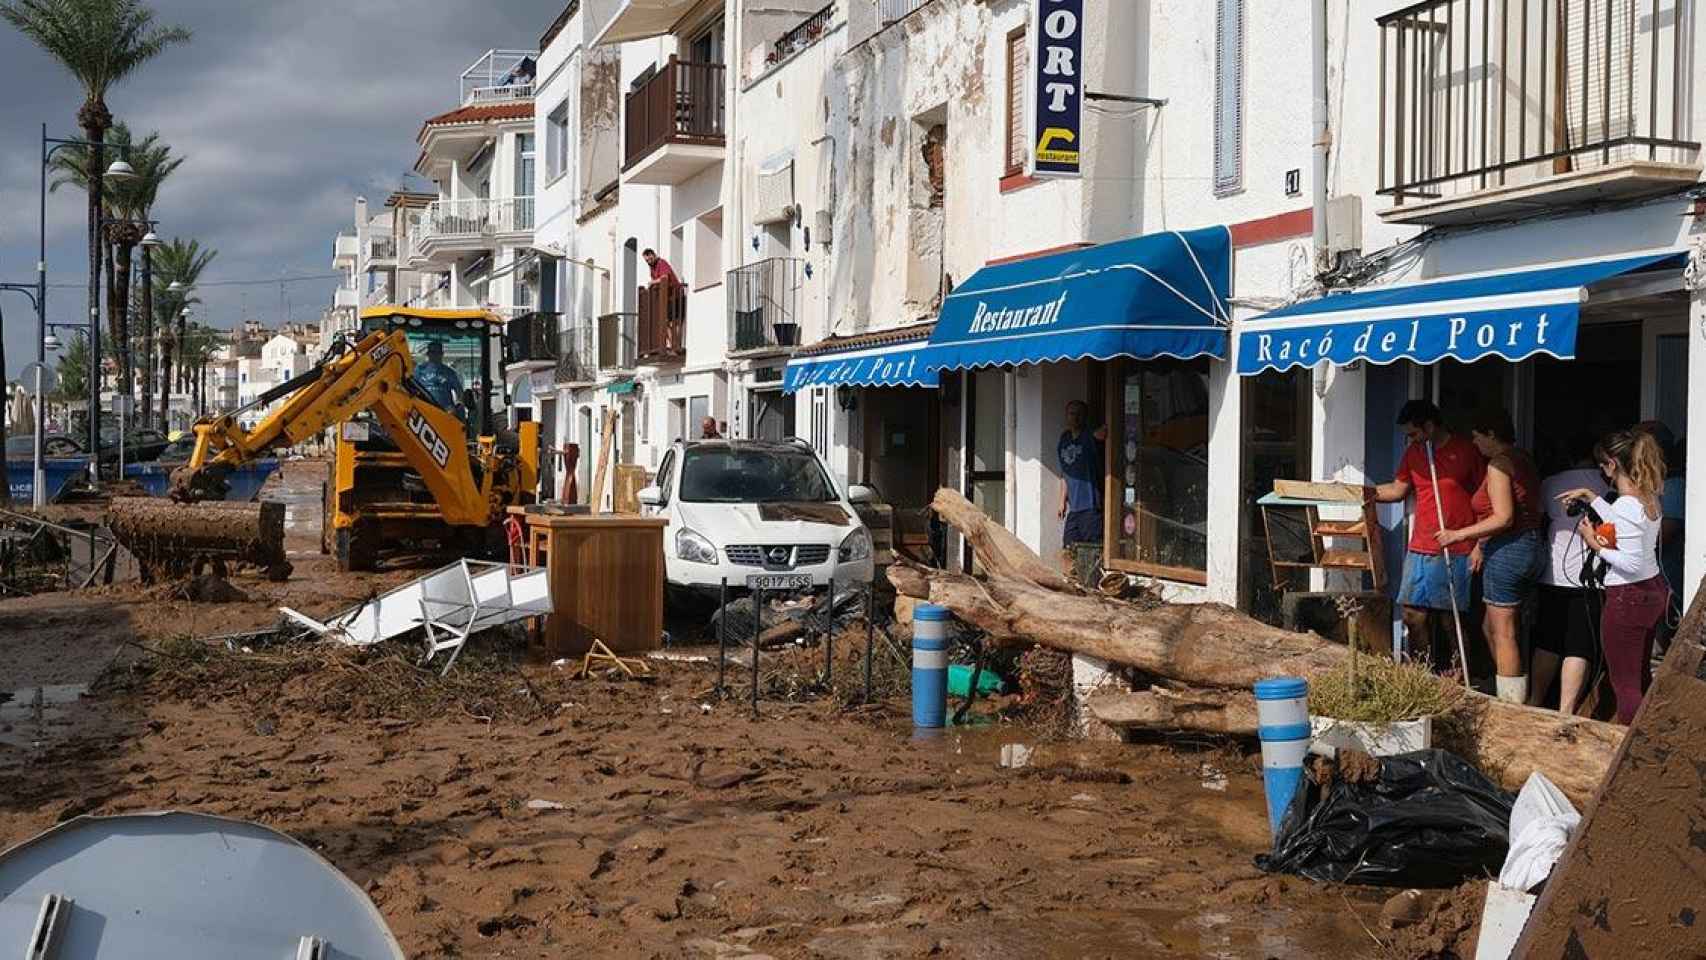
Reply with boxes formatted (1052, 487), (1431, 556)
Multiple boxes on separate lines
(1029, 0), (1084, 178)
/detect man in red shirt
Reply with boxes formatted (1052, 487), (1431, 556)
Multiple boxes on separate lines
(643, 248), (679, 288)
(1373, 400), (1487, 667)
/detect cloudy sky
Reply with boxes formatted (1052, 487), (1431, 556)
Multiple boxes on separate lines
(0, 0), (565, 379)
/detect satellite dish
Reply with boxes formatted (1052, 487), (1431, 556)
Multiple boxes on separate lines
(0, 811), (404, 958)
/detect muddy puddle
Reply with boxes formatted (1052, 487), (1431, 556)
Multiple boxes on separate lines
(0, 683), (91, 750)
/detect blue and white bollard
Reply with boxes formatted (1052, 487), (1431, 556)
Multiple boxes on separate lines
(1253, 676), (1311, 839)
(911, 603), (951, 728)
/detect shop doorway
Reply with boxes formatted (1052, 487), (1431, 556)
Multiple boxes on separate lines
(1239, 368), (1313, 623)
(963, 370), (1007, 572)
(538, 397), (557, 501)
(1529, 321), (1642, 470)
(862, 387), (941, 563)
(748, 388), (795, 441)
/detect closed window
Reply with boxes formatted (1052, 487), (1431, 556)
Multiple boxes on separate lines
(1004, 26), (1028, 175)
(515, 133), (535, 197)
(1213, 0), (1245, 195)
(546, 101), (569, 182)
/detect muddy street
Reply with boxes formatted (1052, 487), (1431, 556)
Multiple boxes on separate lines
(0, 462), (1422, 958)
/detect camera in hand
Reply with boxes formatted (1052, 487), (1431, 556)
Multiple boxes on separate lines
(1564, 496), (1602, 524)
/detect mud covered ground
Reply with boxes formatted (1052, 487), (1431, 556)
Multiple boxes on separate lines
(0, 462), (1480, 958)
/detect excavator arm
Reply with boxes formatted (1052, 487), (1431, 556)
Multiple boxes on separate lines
(175, 328), (491, 524)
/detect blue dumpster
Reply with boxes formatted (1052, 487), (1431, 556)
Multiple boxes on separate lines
(124, 458), (281, 501)
(6, 457), (91, 504)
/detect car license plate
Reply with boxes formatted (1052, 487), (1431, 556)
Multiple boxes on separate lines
(746, 573), (813, 591)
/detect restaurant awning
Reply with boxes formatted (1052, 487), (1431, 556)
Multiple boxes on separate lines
(782, 323), (939, 394)
(924, 225), (1231, 372)
(1236, 249), (1687, 375)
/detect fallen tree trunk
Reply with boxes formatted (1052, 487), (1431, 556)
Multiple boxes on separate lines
(916, 488), (1624, 804)
(1087, 687), (1259, 735)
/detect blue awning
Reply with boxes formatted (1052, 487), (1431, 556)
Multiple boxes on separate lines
(782, 334), (939, 394)
(925, 225), (1232, 371)
(1237, 249), (1687, 375)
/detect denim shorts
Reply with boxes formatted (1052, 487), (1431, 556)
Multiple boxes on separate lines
(1398, 550), (1472, 613)
(1481, 528), (1545, 607)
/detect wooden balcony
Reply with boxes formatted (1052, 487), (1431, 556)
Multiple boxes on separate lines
(1377, 0), (1699, 225)
(623, 57), (726, 185)
(636, 282), (685, 364)
(598, 311), (638, 370)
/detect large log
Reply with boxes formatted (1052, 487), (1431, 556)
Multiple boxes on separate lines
(916, 488), (1624, 804)
(108, 496), (290, 582)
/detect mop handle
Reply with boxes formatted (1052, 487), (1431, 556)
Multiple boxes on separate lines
(1424, 440), (1474, 686)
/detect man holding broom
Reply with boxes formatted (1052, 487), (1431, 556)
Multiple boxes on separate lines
(1372, 400), (1486, 672)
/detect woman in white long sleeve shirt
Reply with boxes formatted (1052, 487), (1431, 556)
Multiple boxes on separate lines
(1556, 429), (1669, 724)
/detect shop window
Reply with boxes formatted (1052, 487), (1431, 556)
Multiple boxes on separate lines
(1107, 359), (1211, 582)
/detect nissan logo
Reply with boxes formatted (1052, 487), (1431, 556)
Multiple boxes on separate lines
(767, 547), (790, 565)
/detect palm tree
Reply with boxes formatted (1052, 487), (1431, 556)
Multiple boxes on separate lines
(1, 0), (189, 446)
(150, 237), (214, 426)
(179, 322), (223, 417)
(110, 130), (182, 423)
(51, 124), (183, 422)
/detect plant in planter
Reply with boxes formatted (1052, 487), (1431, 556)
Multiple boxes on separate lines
(1307, 596), (1465, 757)
(771, 321), (800, 346)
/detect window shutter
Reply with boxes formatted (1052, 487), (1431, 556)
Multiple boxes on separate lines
(1006, 28), (1028, 174)
(1213, 0), (1245, 195)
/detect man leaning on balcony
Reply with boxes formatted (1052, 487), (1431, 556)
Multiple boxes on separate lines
(643, 248), (683, 352)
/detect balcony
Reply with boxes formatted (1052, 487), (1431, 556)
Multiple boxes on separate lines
(1377, 0), (1699, 226)
(334, 284), (359, 309)
(877, 0), (932, 28)
(636, 282), (686, 364)
(368, 237), (397, 265)
(598, 311), (638, 371)
(503, 311), (559, 369)
(557, 323), (596, 385)
(332, 233), (358, 269)
(623, 57), (726, 185)
(414, 197), (535, 262)
(727, 258), (805, 356)
(460, 49), (537, 106)
(767, 4), (835, 70)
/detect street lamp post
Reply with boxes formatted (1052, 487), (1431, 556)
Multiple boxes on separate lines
(38, 124), (135, 497)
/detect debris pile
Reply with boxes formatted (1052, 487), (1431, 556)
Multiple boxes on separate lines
(97, 635), (577, 724)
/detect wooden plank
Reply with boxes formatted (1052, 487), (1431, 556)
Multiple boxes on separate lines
(1273, 479), (1364, 503)
(587, 408), (617, 513)
(612, 464), (649, 515)
(1311, 519), (1367, 536)
(1318, 550), (1373, 568)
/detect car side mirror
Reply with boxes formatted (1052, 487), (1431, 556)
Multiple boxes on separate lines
(637, 485), (664, 507)
(847, 484), (877, 505)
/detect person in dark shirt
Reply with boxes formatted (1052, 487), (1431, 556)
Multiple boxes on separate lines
(1057, 400), (1107, 561)
(414, 340), (464, 415)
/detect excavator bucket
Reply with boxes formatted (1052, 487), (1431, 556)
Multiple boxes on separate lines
(107, 497), (292, 583)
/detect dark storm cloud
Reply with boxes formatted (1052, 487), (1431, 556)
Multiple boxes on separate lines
(0, 0), (566, 376)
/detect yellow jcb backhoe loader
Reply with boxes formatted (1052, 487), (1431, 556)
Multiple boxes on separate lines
(109, 317), (538, 578)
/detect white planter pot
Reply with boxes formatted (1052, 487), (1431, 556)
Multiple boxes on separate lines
(1307, 715), (1432, 758)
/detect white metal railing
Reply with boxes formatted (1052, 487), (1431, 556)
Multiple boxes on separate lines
(333, 234), (358, 260)
(876, 0), (931, 28)
(467, 82), (534, 104)
(418, 197), (535, 244)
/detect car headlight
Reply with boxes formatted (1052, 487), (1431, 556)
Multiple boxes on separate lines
(675, 528), (719, 564)
(838, 526), (872, 563)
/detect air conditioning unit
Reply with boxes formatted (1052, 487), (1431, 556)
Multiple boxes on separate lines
(753, 156), (796, 225)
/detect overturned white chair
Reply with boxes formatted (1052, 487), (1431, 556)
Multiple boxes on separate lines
(281, 559), (553, 674)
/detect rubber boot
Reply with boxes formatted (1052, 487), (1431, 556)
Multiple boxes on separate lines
(1495, 674), (1529, 704)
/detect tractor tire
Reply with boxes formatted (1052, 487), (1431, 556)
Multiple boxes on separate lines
(335, 524), (378, 572)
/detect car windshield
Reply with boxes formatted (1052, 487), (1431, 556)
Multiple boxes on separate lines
(678, 446), (837, 503)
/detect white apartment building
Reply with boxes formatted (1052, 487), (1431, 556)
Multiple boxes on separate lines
(406, 49), (541, 318)
(235, 333), (311, 429)
(328, 191), (437, 347)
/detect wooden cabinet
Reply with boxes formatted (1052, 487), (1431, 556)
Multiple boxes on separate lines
(512, 510), (666, 656)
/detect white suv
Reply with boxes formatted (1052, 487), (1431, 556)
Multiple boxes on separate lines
(638, 439), (876, 596)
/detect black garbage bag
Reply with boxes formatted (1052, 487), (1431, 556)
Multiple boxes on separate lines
(1255, 748), (1515, 887)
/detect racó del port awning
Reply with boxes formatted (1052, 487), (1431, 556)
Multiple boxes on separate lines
(1235, 249), (1688, 375)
